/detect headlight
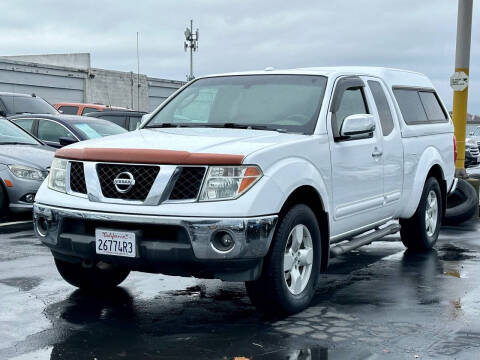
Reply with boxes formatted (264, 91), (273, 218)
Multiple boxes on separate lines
(199, 166), (262, 201)
(48, 158), (67, 193)
(466, 138), (477, 147)
(8, 165), (45, 181)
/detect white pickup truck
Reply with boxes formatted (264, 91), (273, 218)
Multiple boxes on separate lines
(34, 67), (456, 314)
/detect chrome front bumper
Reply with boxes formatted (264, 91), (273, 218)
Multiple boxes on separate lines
(33, 203), (278, 260)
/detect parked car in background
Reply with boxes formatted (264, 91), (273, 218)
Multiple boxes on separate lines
(33, 67), (455, 315)
(10, 114), (127, 148)
(465, 137), (480, 168)
(84, 109), (147, 130)
(0, 118), (54, 216)
(0, 92), (58, 117)
(54, 102), (128, 116)
(469, 126), (480, 147)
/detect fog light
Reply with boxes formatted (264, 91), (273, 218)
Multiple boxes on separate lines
(25, 194), (35, 203)
(36, 216), (49, 237)
(211, 231), (235, 252)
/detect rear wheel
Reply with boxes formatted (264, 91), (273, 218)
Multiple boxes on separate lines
(400, 177), (442, 251)
(245, 204), (322, 315)
(55, 258), (130, 290)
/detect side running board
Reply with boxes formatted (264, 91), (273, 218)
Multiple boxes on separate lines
(329, 223), (401, 258)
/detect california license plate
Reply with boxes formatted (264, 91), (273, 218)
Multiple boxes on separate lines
(95, 229), (136, 258)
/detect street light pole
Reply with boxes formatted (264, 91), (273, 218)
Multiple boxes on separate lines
(451, 0), (473, 178)
(184, 20), (199, 82)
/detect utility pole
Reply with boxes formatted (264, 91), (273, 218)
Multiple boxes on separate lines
(137, 31), (140, 111)
(451, 0), (473, 177)
(184, 20), (199, 81)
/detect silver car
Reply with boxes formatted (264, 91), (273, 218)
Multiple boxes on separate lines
(0, 118), (54, 216)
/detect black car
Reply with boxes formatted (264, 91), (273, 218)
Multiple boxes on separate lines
(465, 138), (480, 168)
(84, 110), (147, 131)
(9, 114), (127, 148)
(0, 92), (58, 117)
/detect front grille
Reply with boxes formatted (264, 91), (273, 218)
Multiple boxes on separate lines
(97, 164), (159, 201)
(169, 167), (206, 200)
(470, 147), (480, 156)
(69, 161), (87, 194)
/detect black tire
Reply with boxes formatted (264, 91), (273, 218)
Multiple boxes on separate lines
(400, 177), (442, 252)
(0, 184), (9, 218)
(245, 204), (322, 315)
(444, 179), (477, 225)
(54, 258), (130, 290)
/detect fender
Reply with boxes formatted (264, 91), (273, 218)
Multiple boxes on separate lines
(398, 146), (445, 219)
(264, 157), (330, 215)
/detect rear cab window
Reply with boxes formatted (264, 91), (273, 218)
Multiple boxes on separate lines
(58, 106), (78, 115)
(0, 95), (58, 116)
(82, 107), (100, 115)
(393, 88), (448, 125)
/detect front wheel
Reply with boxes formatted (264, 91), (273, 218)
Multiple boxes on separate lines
(245, 204), (322, 315)
(55, 258), (130, 290)
(400, 177), (442, 251)
(0, 185), (8, 218)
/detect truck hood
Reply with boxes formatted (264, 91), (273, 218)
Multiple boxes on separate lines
(0, 144), (55, 169)
(60, 127), (306, 159)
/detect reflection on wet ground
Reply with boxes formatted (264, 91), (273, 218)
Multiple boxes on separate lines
(0, 221), (480, 359)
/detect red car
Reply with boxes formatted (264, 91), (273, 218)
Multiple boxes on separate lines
(54, 102), (128, 116)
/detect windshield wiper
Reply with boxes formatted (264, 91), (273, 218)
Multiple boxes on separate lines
(212, 123), (289, 133)
(145, 123), (194, 128)
(0, 142), (35, 145)
(145, 122), (290, 133)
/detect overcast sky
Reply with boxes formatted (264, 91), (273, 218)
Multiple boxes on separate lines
(1, 0), (479, 113)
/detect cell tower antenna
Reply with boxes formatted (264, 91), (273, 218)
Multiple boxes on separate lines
(184, 20), (199, 81)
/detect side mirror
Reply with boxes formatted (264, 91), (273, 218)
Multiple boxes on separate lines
(59, 137), (78, 146)
(340, 114), (376, 138)
(0, 109), (6, 117)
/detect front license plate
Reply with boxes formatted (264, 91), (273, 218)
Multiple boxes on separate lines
(95, 229), (136, 258)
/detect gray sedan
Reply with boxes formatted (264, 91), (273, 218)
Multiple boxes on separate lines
(0, 118), (54, 216)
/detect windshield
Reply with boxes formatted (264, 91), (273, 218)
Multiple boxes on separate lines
(2, 95), (58, 115)
(73, 121), (126, 139)
(0, 119), (40, 145)
(145, 75), (327, 134)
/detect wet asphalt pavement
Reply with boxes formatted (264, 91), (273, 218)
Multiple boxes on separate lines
(1, 220), (480, 360)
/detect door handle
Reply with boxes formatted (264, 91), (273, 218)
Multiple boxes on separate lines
(372, 149), (383, 158)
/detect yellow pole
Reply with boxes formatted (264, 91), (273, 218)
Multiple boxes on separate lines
(452, 68), (469, 174)
(452, 0), (473, 178)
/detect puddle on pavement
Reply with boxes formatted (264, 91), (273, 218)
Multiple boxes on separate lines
(0, 276), (42, 291)
(437, 244), (476, 261)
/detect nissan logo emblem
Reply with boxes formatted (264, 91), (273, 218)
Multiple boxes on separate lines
(113, 172), (136, 193)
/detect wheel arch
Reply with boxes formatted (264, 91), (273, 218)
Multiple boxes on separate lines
(278, 185), (329, 272)
(0, 177), (9, 213)
(399, 146), (447, 219)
